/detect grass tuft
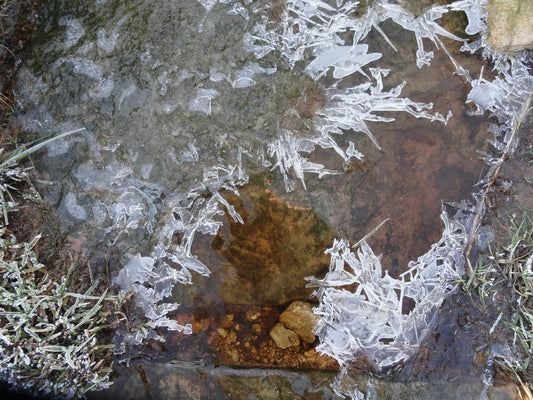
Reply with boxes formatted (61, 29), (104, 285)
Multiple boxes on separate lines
(0, 129), (121, 398)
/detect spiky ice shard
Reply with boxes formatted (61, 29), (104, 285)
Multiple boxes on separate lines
(303, 0), (532, 375)
(307, 209), (469, 369)
(114, 0), (528, 358)
(246, 0), (458, 191)
(113, 162), (248, 344)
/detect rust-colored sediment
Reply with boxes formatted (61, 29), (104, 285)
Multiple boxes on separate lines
(212, 182), (334, 305)
(168, 304), (340, 371)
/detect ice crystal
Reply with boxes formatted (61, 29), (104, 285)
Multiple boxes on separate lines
(316, 67), (451, 151)
(304, 0), (532, 376)
(188, 88), (219, 115)
(307, 208), (469, 369)
(245, 0), (457, 188)
(467, 59), (533, 157)
(244, 0), (360, 65)
(375, 0), (466, 68)
(58, 16), (85, 49)
(232, 63), (277, 88)
(268, 130), (338, 191)
(304, 44), (382, 80)
(114, 161), (248, 335)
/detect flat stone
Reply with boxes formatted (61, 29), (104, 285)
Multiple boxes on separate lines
(488, 0), (533, 52)
(269, 322), (300, 349)
(279, 301), (320, 344)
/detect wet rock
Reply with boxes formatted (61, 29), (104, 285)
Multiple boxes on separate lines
(245, 307), (261, 321)
(225, 330), (237, 344)
(170, 304), (338, 370)
(252, 323), (262, 334)
(217, 371), (337, 400)
(488, 0), (533, 52)
(269, 322), (300, 349)
(230, 349), (240, 363)
(279, 301), (320, 344)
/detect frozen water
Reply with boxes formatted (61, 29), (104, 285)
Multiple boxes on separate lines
(232, 63), (277, 88)
(63, 192), (88, 221)
(16, 0), (531, 370)
(188, 89), (219, 115)
(307, 208), (469, 369)
(96, 16), (126, 53)
(244, 0), (360, 66)
(304, 44), (382, 80)
(58, 16), (85, 49)
(46, 138), (70, 157)
(316, 67), (451, 151)
(301, 0), (532, 377)
(268, 130), (338, 191)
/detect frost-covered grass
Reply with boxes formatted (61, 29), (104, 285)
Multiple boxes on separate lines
(0, 129), (83, 224)
(0, 232), (116, 398)
(501, 215), (533, 370)
(0, 132), (120, 398)
(461, 212), (533, 398)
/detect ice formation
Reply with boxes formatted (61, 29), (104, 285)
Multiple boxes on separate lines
(219, 0), (532, 379)
(15, 0), (532, 374)
(58, 16), (85, 49)
(244, 0), (360, 64)
(299, 0), (532, 381)
(316, 67), (451, 151)
(268, 130), (338, 191)
(232, 63), (277, 88)
(307, 208), (469, 369)
(113, 162), (248, 343)
(188, 89), (219, 115)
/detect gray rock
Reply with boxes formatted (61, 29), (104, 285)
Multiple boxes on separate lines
(279, 301), (320, 344)
(488, 0), (533, 52)
(269, 322), (300, 349)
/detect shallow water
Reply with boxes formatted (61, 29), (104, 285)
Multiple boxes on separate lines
(86, 359), (517, 400)
(13, 0), (515, 397)
(16, 1), (488, 270)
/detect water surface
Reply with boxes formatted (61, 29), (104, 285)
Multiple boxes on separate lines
(14, 0), (508, 397)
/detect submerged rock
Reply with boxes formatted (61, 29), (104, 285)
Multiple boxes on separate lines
(488, 0), (533, 52)
(213, 180), (334, 305)
(279, 301), (320, 344)
(269, 322), (300, 349)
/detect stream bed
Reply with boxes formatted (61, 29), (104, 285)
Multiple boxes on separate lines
(12, 0), (533, 398)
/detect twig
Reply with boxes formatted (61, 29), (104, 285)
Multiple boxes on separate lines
(88, 261), (93, 284)
(352, 218), (389, 249)
(497, 251), (533, 264)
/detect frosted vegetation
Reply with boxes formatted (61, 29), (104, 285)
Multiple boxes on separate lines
(14, 0), (533, 381)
